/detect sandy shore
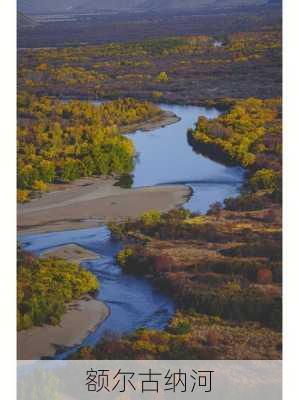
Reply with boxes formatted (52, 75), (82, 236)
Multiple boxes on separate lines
(17, 109), (185, 360)
(18, 108), (187, 234)
(18, 244), (109, 360)
(17, 178), (189, 359)
(17, 296), (109, 360)
(18, 177), (190, 234)
(42, 244), (100, 262)
(120, 110), (180, 134)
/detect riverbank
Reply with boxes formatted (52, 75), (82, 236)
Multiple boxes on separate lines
(120, 110), (181, 133)
(42, 244), (100, 262)
(18, 244), (109, 360)
(18, 177), (191, 234)
(17, 296), (109, 360)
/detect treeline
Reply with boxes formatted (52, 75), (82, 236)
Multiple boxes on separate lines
(17, 248), (99, 330)
(17, 94), (161, 201)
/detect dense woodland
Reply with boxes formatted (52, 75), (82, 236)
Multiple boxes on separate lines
(18, 30), (281, 104)
(189, 97), (282, 202)
(189, 98), (281, 168)
(17, 248), (99, 330)
(17, 94), (161, 201)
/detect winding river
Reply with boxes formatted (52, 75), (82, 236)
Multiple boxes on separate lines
(19, 104), (244, 359)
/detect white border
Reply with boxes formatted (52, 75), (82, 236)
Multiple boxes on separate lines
(0, 0), (16, 397)
(1, 1), (298, 399)
(283, 0), (299, 399)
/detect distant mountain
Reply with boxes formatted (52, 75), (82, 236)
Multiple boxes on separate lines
(17, 12), (37, 28)
(268, 0), (282, 5)
(142, 0), (268, 12)
(18, 1), (85, 14)
(17, 0), (145, 13)
(18, 0), (271, 14)
(75, 0), (144, 12)
(76, 0), (269, 13)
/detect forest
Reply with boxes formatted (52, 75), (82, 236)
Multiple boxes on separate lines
(188, 97), (282, 205)
(17, 248), (99, 330)
(18, 30), (281, 104)
(17, 94), (162, 201)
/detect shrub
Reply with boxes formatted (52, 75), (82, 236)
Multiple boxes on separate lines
(152, 91), (162, 99)
(153, 255), (174, 273)
(249, 169), (279, 192)
(169, 321), (192, 335)
(206, 330), (220, 347)
(116, 247), (134, 267)
(156, 72), (169, 82)
(17, 189), (30, 203)
(257, 268), (273, 284)
(108, 220), (126, 239)
(141, 210), (161, 227)
(32, 180), (48, 192)
(207, 202), (222, 216)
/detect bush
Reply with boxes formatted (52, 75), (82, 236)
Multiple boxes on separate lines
(169, 321), (192, 335)
(17, 189), (30, 203)
(206, 330), (220, 347)
(156, 72), (169, 82)
(141, 210), (161, 227)
(207, 202), (222, 216)
(116, 247), (134, 267)
(249, 169), (279, 192)
(32, 180), (48, 192)
(257, 268), (273, 284)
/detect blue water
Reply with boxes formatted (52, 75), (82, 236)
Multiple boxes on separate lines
(20, 226), (174, 359)
(127, 104), (244, 214)
(19, 103), (244, 359)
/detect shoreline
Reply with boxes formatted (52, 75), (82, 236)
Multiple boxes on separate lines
(18, 244), (110, 360)
(17, 296), (110, 360)
(18, 179), (191, 235)
(17, 107), (188, 359)
(120, 110), (181, 134)
(18, 108), (187, 235)
(42, 244), (101, 262)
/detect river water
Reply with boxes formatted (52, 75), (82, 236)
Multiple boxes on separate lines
(19, 104), (244, 359)
(128, 104), (243, 213)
